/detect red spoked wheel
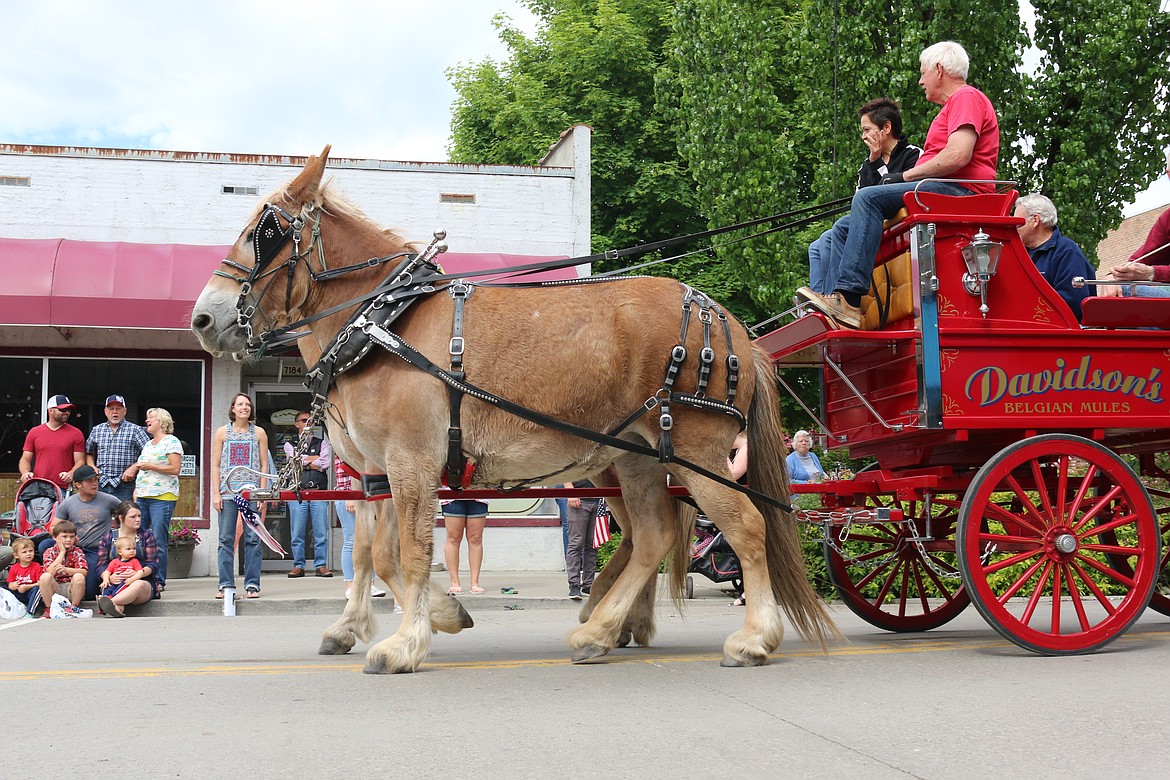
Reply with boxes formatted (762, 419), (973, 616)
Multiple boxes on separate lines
(957, 435), (1160, 655)
(1098, 486), (1170, 617)
(823, 493), (969, 632)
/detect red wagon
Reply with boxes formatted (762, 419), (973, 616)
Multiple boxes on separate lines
(755, 185), (1170, 655)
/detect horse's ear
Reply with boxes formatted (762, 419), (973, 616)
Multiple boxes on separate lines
(286, 144), (332, 204)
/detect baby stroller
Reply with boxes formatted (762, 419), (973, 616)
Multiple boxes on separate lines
(13, 477), (62, 558)
(686, 516), (743, 600)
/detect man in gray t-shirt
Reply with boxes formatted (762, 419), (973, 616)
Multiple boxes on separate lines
(48, 464), (121, 599)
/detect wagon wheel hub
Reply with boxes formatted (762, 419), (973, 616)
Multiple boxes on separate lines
(1052, 532), (1078, 555)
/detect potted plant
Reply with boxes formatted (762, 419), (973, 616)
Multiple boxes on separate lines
(167, 519), (202, 579)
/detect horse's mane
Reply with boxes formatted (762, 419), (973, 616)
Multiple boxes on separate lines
(254, 177), (414, 249)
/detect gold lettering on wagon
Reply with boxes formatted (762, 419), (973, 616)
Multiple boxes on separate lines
(962, 356), (1164, 408)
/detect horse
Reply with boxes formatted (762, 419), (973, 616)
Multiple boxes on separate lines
(191, 146), (838, 673)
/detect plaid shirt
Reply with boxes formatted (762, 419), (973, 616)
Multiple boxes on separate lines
(42, 545), (87, 582)
(86, 422), (150, 488)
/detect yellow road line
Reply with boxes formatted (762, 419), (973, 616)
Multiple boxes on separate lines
(5, 629), (1168, 681)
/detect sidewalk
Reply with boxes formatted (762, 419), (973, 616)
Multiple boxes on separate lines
(132, 570), (739, 616)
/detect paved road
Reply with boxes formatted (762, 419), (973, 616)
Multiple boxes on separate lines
(4, 593), (1170, 779)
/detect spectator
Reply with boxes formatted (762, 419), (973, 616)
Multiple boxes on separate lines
(333, 455), (388, 600)
(19, 394), (86, 490)
(799, 41), (1000, 328)
(85, 394), (149, 503)
(283, 412), (333, 578)
(1013, 193), (1096, 321)
(1100, 150), (1170, 297)
(95, 501), (159, 617)
(5, 537), (45, 616)
(806, 98), (922, 294)
(442, 499), (488, 595)
(210, 393), (270, 600)
(43, 463), (120, 599)
(563, 480), (599, 600)
(786, 430), (825, 484)
(37, 519), (87, 609)
(728, 431), (749, 483)
(131, 407), (183, 591)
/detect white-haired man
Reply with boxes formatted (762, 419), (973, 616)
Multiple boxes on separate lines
(800, 41), (1000, 328)
(1013, 193), (1095, 321)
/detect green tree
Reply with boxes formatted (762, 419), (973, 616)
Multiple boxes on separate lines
(448, 1), (702, 258)
(1011, 1), (1170, 254)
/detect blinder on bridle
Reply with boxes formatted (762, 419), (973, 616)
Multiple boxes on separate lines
(213, 203), (307, 352)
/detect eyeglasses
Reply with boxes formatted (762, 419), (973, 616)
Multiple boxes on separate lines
(295, 418), (310, 424)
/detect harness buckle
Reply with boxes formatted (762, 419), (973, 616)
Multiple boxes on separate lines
(659, 412), (674, 431)
(700, 347), (715, 364)
(449, 336), (465, 356)
(727, 355), (740, 371)
(671, 345), (687, 362)
(698, 308), (712, 325)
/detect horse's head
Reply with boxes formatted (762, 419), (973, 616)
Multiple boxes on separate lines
(191, 145), (333, 360)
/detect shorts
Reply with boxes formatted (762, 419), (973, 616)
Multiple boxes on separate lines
(441, 499), (488, 518)
(48, 580), (77, 599)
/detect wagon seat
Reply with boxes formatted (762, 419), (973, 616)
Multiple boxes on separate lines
(860, 188), (1019, 330)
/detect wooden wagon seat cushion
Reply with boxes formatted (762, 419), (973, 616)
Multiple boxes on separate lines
(860, 251), (914, 330)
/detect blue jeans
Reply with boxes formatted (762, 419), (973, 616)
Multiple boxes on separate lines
(217, 497), (261, 592)
(556, 497), (569, 556)
(828, 181), (971, 296)
(807, 214), (850, 294)
(100, 482), (136, 504)
(1135, 284), (1170, 298)
(138, 497), (176, 588)
(288, 499), (330, 569)
(334, 500), (356, 582)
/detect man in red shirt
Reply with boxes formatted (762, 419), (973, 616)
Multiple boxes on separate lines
(19, 394), (86, 490)
(799, 40), (1000, 328)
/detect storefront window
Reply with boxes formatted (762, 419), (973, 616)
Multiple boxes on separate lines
(0, 358), (43, 474)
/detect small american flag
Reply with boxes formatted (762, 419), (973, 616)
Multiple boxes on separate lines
(592, 498), (611, 548)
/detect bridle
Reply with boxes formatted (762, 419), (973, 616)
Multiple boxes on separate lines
(213, 203), (318, 351)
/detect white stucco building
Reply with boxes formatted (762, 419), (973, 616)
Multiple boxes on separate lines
(0, 126), (592, 575)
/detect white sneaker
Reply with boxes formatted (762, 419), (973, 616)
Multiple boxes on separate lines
(371, 585), (387, 598)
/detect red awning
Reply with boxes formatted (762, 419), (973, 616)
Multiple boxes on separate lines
(0, 237), (578, 330)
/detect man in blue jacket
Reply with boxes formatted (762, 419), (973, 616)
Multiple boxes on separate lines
(1014, 193), (1096, 322)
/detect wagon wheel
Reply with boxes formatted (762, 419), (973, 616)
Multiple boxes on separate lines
(956, 434), (1160, 655)
(823, 492), (969, 632)
(1097, 486), (1170, 616)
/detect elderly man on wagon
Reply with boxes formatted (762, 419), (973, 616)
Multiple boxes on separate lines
(1013, 193), (1096, 321)
(800, 40), (1000, 328)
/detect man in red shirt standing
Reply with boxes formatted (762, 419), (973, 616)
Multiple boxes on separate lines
(19, 394), (86, 490)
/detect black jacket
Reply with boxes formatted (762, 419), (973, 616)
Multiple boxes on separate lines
(856, 138), (923, 189)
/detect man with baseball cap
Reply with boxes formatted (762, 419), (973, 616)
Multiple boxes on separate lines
(45, 463), (121, 599)
(19, 394), (86, 490)
(86, 394), (149, 503)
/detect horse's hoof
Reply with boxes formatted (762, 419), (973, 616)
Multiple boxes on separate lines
(615, 629), (632, 648)
(318, 636), (354, 656)
(720, 652), (769, 668)
(571, 644), (611, 664)
(362, 659), (415, 675)
(455, 601), (475, 629)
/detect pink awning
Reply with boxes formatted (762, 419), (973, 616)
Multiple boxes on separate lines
(0, 237), (578, 330)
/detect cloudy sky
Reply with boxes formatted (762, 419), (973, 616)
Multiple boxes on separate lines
(1, 0), (537, 161)
(2, 1), (1166, 214)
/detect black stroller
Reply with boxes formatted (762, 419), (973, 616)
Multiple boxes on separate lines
(686, 516), (743, 600)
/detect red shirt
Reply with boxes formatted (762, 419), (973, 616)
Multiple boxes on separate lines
(105, 557), (143, 576)
(1129, 207), (1170, 280)
(7, 561), (44, 587)
(42, 545), (87, 582)
(22, 423), (86, 488)
(916, 85), (1000, 193)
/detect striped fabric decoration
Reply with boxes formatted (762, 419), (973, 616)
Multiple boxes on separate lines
(592, 498), (611, 548)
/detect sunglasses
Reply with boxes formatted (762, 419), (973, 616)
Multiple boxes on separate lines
(295, 419), (310, 424)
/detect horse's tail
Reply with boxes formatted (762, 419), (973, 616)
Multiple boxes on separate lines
(666, 498), (698, 610)
(746, 346), (841, 648)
